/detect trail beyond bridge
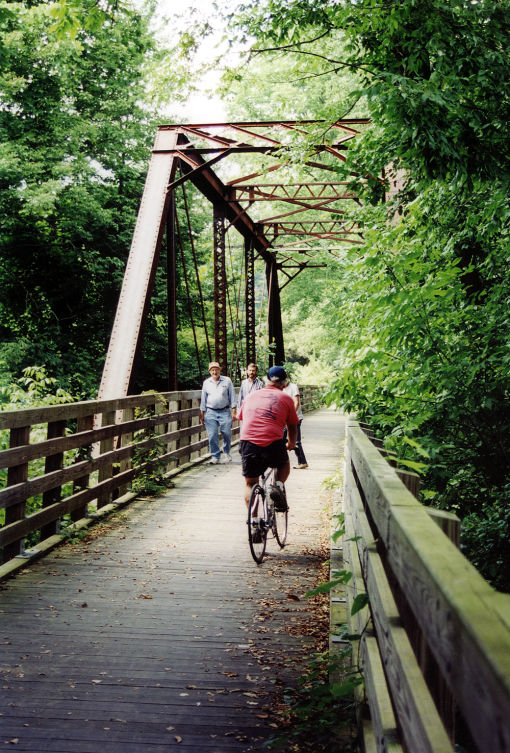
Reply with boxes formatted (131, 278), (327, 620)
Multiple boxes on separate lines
(0, 409), (345, 753)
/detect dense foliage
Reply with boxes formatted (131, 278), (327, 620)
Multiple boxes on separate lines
(227, 0), (510, 590)
(1, 0), (509, 589)
(0, 0), (162, 398)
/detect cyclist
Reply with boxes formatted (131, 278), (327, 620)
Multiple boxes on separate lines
(238, 365), (299, 513)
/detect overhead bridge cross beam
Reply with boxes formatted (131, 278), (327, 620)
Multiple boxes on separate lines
(98, 120), (369, 399)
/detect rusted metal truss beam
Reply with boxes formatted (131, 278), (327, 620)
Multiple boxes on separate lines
(266, 257), (285, 366)
(167, 195), (178, 391)
(277, 258), (327, 291)
(159, 144), (351, 155)
(264, 219), (360, 230)
(213, 206), (228, 372)
(245, 238), (256, 365)
(263, 219), (363, 244)
(159, 118), (370, 131)
(255, 202), (349, 223)
(98, 128), (179, 399)
(99, 120), (369, 398)
(168, 135), (274, 262)
(228, 183), (354, 202)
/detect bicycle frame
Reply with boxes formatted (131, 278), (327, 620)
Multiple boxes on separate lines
(247, 466), (287, 563)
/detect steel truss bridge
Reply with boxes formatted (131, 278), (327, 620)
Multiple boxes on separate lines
(98, 119), (369, 398)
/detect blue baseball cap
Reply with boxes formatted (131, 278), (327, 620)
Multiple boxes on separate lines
(267, 366), (288, 385)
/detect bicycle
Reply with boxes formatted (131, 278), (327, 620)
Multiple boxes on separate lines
(247, 466), (288, 564)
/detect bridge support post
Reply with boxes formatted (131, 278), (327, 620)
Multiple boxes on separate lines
(213, 204), (228, 373)
(167, 193), (178, 390)
(245, 237), (256, 366)
(266, 256), (285, 366)
(98, 128), (179, 399)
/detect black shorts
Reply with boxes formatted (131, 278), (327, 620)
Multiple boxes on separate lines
(240, 439), (288, 479)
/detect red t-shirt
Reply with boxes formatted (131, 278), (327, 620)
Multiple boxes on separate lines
(238, 385), (299, 446)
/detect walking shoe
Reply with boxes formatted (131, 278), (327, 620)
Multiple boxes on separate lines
(209, 457), (219, 464)
(270, 482), (288, 512)
(222, 453), (232, 463)
(294, 463), (308, 469)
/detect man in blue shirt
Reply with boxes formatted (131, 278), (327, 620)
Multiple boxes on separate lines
(200, 362), (237, 464)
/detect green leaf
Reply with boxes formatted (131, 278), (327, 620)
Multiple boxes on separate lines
(396, 458), (428, 473)
(351, 593), (369, 616)
(305, 573), (353, 598)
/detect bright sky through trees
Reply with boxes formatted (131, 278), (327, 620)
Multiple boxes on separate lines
(150, 0), (242, 122)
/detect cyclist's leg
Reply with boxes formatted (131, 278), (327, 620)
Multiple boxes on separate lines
(244, 477), (258, 507)
(275, 459), (290, 485)
(240, 440), (265, 507)
(265, 440), (289, 511)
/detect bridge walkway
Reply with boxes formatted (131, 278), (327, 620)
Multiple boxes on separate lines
(0, 408), (345, 752)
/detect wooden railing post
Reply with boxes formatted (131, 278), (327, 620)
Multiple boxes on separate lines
(395, 468), (421, 499)
(71, 414), (94, 521)
(3, 425), (30, 562)
(181, 397), (192, 464)
(167, 395), (179, 472)
(97, 410), (116, 508)
(190, 396), (200, 461)
(118, 407), (134, 497)
(41, 419), (66, 539)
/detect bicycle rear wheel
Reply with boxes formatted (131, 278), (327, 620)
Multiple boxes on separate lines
(273, 503), (288, 548)
(248, 484), (267, 563)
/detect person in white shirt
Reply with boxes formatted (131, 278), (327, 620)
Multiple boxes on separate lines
(200, 362), (236, 464)
(283, 381), (308, 469)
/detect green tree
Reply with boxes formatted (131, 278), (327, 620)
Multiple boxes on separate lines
(0, 0), (158, 396)
(227, 0), (510, 589)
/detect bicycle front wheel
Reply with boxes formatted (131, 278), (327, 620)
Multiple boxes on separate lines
(248, 484), (267, 564)
(273, 504), (288, 548)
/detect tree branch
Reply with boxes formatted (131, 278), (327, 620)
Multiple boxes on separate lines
(250, 45), (376, 77)
(252, 29), (333, 54)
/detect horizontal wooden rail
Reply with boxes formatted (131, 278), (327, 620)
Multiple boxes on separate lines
(0, 386), (319, 574)
(343, 418), (510, 753)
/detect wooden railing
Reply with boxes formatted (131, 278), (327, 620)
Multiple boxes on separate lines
(341, 418), (510, 753)
(0, 386), (321, 577)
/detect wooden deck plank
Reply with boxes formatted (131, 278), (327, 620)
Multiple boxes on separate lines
(0, 408), (345, 752)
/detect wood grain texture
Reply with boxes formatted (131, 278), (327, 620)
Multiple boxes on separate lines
(0, 408), (343, 753)
(347, 423), (510, 753)
(346, 479), (454, 753)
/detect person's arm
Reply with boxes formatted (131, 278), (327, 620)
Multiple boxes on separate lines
(293, 394), (300, 411)
(199, 383), (207, 423)
(286, 422), (298, 450)
(285, 393), (299, 449)
(236, 382), (244, 412)
(229, 379), (237, 418)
